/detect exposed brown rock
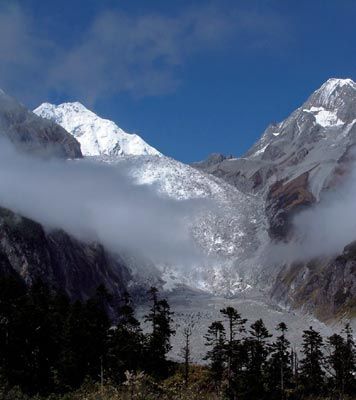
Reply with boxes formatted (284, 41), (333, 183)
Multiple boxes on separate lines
(266, 171), (315, 240)
(271, 243), (356, 322)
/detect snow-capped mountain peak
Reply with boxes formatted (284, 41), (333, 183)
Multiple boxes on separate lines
(319, 77), (356, 93)
(308, 77), (356, 111)
(34, 102), (161, 157)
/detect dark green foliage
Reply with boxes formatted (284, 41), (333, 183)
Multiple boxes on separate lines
(204, 321), (226, 390)
(299, 326), (325, 396)
(0, 274), (355, 400)
(266, 322), (293, 399)
(0, 277), (149, 396)
(219, 307), (247, 399)
(326, 323), (356, 397)
(107, 291), (144, 383)
(243, 319), (272, 399)
(144, 287), (175, 377)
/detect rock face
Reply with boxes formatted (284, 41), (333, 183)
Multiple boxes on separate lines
(266, 172), (316, 240)
(271, 241), (356, 322)
(0, 90), (82, 158)
(192, 153), (234, 170)
(193, 78), (356, 320)
(0, 207), (129, 301)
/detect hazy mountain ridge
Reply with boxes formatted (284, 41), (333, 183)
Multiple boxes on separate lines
(0, 90), (82, 158)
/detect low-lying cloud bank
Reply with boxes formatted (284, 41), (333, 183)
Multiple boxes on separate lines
(0, 139), (210, 266)
(268, 166), (356, 263)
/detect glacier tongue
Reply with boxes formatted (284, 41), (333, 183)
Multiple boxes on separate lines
(34, 102), (161, 157)
(91, 154), (267, 296)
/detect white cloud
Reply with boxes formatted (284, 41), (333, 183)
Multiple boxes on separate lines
(0, 139), (212, 266)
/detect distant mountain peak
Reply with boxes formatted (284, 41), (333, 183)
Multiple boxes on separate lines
(34, 102), (162, 157)
(322, 77), (356, 88)
(308, 77), (356, 111)
(318, 77), (356, 96)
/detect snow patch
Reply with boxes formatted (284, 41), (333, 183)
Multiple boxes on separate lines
(253, 145), (268, 156)
(303, 106), (344, 127)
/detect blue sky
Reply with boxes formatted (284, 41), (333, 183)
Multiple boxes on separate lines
(0, 0), (355, 162)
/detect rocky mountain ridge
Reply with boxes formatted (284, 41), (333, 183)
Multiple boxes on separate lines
(0, 90), (81, 158)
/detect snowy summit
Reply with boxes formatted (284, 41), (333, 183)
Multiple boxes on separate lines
(34, 102), (161, 157)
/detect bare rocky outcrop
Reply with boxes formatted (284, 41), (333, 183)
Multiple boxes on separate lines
(266, 171), (315, 240)
(271, 241), (356, 322)
(0, 207), (129, 301)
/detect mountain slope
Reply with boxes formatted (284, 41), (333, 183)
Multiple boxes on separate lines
(34, 101), (266, 295)
(193, 78), (356, 319)
(194, 78), (356, 233)
(34, 102), (161, 157)
(1, 77), (353, 326)
(0, 206), (130, 301)
(0, 92), (138, 301)
(94, 154), (267, 295)
(0, 90), (81, 158)
(29, 78), (356, 321)
(195, 78), (356, 199)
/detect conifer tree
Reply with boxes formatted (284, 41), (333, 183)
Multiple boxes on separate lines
(59, 300), (90, 389)
(299, 326), (325, 396)
(327, 324), (356, 397)
(25, 280), (57, 394)
(204, 321), (226, 390)
(85, 285), (111, 382)
(266, 322), (292, 399)
(245, 319), (272, 399)
(343, 323), (356, 394)
(144, 287), (175, 377)
(119, 291), (141, 333)
(220, 306), (247, 399)
(0, 275), (28, 391)
(180, 325), (192, 387)
(107, 291), (143, 383)
(327, 333), (347, 397)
